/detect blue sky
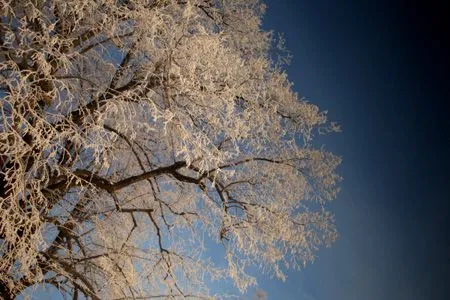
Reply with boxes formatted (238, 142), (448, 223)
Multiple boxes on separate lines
(256, 1), (449, 299)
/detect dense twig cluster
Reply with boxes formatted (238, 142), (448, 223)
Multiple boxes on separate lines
(0, 1), (341, 299)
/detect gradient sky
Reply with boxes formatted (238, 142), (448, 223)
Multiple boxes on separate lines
(18, 1), (450, 299)
(253, 1), (449, 299)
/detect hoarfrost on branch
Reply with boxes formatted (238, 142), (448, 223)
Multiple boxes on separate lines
(0, 1), (341, 299)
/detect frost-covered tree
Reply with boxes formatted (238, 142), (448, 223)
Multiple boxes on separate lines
(0, 1), (341, 299)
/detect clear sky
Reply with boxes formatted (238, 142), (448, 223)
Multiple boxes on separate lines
(255, 0), (449, 299)
(17, 1), (450, 299)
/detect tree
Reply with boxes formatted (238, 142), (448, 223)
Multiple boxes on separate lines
(0, 1), (341, 299)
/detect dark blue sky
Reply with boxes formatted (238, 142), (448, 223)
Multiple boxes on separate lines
(259, 0), (449, 299)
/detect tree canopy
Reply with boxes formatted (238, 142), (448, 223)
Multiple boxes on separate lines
(0, 1), (341, 299)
